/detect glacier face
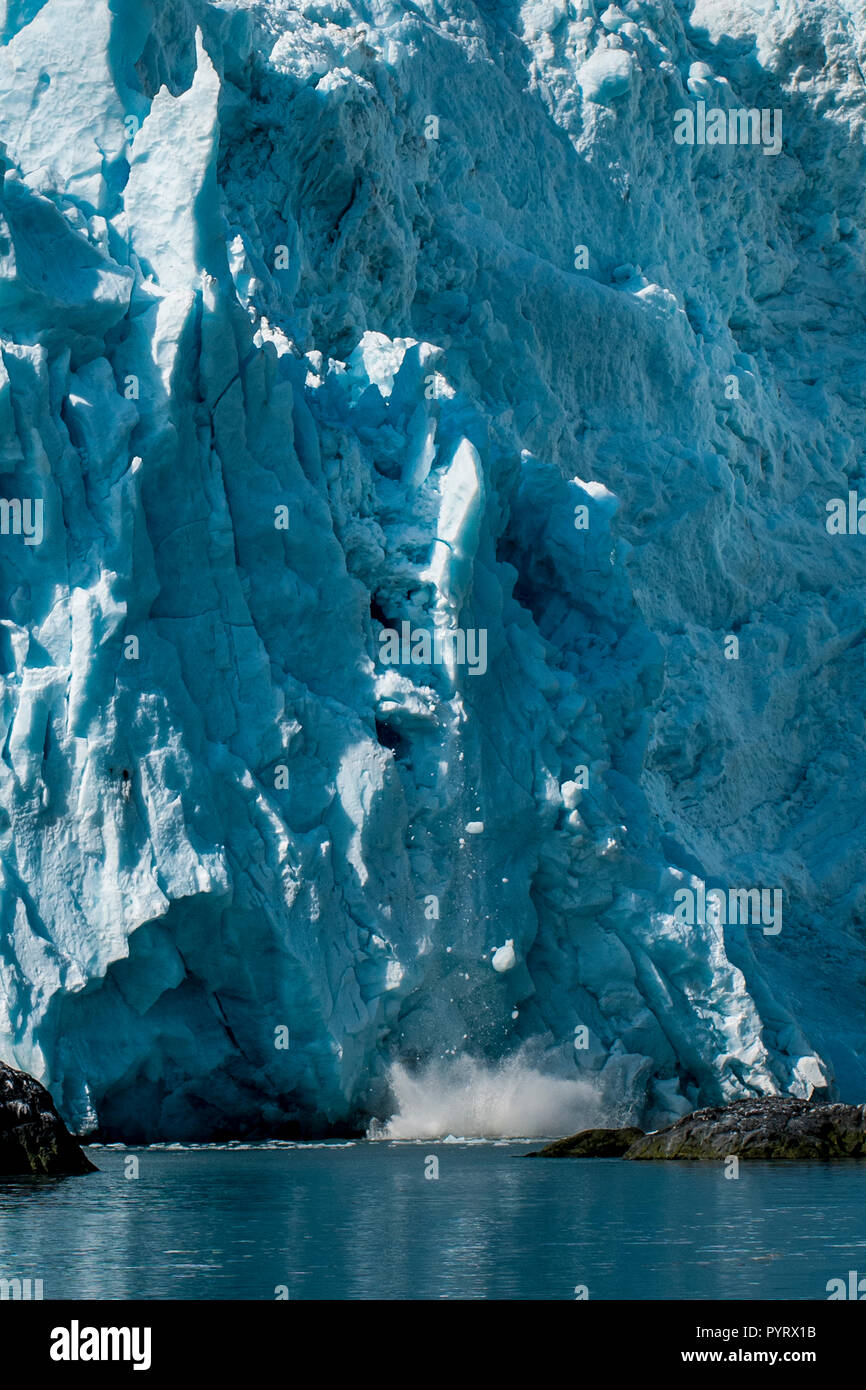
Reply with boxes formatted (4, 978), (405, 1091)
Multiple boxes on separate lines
(0, 0), (864, 1139)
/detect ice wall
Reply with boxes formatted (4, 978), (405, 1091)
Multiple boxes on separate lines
(0, 0), (864, 1138)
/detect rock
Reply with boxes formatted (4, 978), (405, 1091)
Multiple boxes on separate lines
(0, 1061), (97, 1175)
(624, 1097), (866, 1160)
(527, 1126), (645, 1157)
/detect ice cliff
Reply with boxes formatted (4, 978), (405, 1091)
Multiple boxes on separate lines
(0, 0), (864, 1140)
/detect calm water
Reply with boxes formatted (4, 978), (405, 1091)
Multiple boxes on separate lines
(0, 1142), (864, 1300)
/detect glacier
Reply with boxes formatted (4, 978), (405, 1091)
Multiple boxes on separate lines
(0, 0), (864, 1140)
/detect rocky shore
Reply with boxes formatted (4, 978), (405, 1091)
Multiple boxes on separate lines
(0, 1062), (96, 1175)
(528, 1097), (866, 1161)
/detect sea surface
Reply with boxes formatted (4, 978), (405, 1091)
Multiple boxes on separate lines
(0, 1141), (863, 1300)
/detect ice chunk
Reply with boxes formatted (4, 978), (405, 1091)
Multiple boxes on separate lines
(577, 49), (634, 104)
(491, 941), (517, 973)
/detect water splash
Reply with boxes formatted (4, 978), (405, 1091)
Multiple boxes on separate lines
(369, 1052), (605, 1140)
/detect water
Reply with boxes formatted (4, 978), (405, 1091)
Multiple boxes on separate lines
(0, 1143), (864, 1300)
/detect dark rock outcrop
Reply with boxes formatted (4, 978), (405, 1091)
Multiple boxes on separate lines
(527, 1126), (645, 1157)
(0, 1062), (96, 1175)
(624, 1097), (866, 1160)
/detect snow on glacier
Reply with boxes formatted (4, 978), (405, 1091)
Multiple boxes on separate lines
(0, 0), (863, 1138)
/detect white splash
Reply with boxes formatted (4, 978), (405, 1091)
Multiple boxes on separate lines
(369, 1052), (605, 1140)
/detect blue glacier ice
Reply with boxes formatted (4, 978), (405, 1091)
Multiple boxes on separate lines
(0, 0), (864, 1139)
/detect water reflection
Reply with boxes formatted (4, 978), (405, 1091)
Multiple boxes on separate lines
(0, 1146), (863, 1300)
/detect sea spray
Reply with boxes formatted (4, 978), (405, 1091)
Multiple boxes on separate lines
(369, 1051), (607, 1140)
